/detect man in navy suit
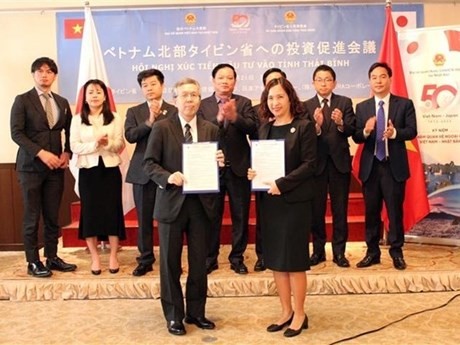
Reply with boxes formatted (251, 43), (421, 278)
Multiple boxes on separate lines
(353, 62), (417, 270)
(197, 63), (257, 275)
(125, 69), (177, 276)
(10, 57), (77, 277)
(304, 65), (356, 268)
(143, 78), (223, 336)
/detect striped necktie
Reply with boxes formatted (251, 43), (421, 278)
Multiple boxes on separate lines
(184, 123), (193, 143)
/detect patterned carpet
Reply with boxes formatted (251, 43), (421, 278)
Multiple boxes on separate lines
(1, 242), (460, 344)
(1, 292), (459, 344)
(1, 242), (460, 301)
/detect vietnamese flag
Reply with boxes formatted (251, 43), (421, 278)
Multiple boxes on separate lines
(352, 4), (430, 232)
(64, 19), (84, 39)
(69, 5), (134, 215)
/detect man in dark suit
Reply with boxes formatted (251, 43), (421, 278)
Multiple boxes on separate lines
(304, 65), (356, 268)
(10, 57), (77, 277)
(197, 63), (257, 275)
(125, 69), (177, 277)
(353, 62), (417, 270)
(143, 78), (223, 336)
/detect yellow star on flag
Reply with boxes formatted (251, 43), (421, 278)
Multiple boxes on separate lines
(73, 23), (83, 34)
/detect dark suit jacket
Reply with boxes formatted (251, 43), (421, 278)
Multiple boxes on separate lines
(125, 101), (177, 184)
(10, 88), (72, 172)
(197, 93), (257, 177)
(304, 93), (355, 175)
(258, 118), (317, 203)
(352, 94), (417, 183)
(143, 114), (220, 223)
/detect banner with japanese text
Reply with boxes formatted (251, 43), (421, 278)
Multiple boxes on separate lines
(399, 26), (460, 243)
(56, 4), (423, 103)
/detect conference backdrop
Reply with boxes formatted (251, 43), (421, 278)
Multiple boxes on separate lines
(400, 26), (460, 241)
(56, 4), (423, 103)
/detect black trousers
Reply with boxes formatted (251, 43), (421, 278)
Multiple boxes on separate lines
(18, 170), (64, 263)
(362, 159), (406, 258)
(207, 168), (251, 265)
(133, 180), (157, 265)
(311, 157), (350, 257)
(158, 195), (209, 322)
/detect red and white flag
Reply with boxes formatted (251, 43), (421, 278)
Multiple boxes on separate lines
(352, 3), (430, 232)
(70, 5), (134, 215)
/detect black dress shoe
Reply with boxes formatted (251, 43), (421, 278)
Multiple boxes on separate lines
(167, 320), (186, 336)
(283, 314), (309, 338)
(310, 253), (326, 266)
(392, 257), (407, 270)
(206, 262), (218, 274)
(132, 263), (153, 276)
(266, 313), (293, 332)
(356, 255), (381, 268)
(230, 262), (248, 274)
(333, 255), (350, 268)
(27, 261), (52, 278)
(254, 258), (266, 272)
(46, 257), (77, 272)
(91, 269), (102, 275)
(184, 316), (215, 330)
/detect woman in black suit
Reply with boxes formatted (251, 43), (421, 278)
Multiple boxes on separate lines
(248, 78), (316, 338)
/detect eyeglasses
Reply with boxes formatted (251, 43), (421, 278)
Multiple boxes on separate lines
(176, 93), (200, 100)
(314, 78), (334, 83)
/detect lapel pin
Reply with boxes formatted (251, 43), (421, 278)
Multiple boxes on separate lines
(290, 127), (296, 133)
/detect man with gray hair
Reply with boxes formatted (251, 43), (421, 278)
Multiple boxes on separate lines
(143, 78), (224, 336)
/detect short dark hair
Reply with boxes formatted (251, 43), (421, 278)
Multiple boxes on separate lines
(312, 64), (336, 81)
(31, 57), (58, 74)
(262, 68), (286, 86)
(368, 62), (393, 78)
(136, 69), (165, 86)
(211, 63), (237, 79)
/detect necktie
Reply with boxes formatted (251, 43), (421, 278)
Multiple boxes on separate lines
(321, 98), (330, 128)
(376, 100), (386, 161)
(219, 99), (229, 128)
(184, 123), (193, 143)
(43, 93), (54, 128)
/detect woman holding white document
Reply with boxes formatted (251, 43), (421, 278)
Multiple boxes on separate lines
(247, 77), (316, 338)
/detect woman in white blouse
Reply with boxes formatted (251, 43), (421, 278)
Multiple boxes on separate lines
(70, 79), (126, 275)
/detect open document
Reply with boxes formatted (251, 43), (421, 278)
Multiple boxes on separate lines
(182, 142), (219, 193)
(251, 139), (285, 191)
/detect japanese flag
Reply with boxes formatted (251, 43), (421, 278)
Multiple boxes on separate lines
(391, 11), (417, 32)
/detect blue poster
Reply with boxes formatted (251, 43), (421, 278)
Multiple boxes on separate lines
(56, 4), (423, 103)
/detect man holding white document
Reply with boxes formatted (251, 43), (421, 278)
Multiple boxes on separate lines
(143, 77), (224, 336)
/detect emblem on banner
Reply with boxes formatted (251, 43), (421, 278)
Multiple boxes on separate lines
(185, 13), (197, 25)
(284, 11), (296, 24)
(231, 14), (250, 28)
(433, 53), (446, 67)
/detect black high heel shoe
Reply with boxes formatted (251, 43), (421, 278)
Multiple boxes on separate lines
(109, 267), (119, 274)
(266, 313), (294, 332)
(91, 269), (101, 275)
(283, 314), (308, 338)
